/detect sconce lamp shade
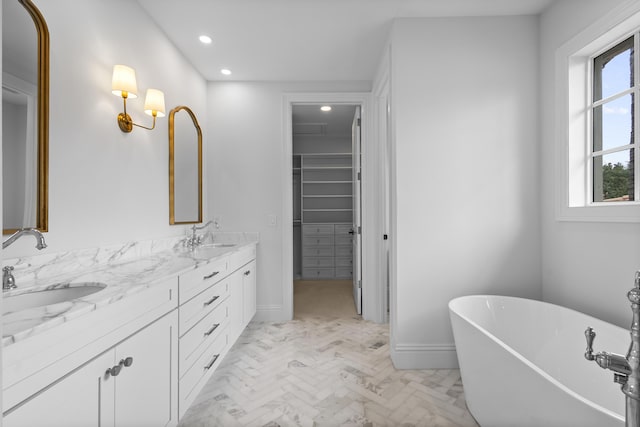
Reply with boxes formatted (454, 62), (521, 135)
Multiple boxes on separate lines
(112, 65), (138, 98)
(144, 89), (166, 118)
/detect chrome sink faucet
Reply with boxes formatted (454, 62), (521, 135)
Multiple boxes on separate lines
(185, 221), (213, 249)
(2, 228), (47, 250)
(2, 228), (46, 291)
(585, 271), (640, 427)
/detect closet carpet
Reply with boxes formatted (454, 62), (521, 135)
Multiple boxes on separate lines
(293, 280), (358, 319)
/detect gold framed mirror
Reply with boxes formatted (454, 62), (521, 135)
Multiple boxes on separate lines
(169, 106), (203, 224)
(2, 0), (49, 234)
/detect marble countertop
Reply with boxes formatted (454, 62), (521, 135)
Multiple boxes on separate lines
(2, 232), (258, 347)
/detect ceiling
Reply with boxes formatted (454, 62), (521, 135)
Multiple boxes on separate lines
(293, 105), (357, 137)
(137, 0), (558, 83)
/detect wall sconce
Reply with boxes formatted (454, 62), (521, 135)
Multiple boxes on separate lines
(111, 65), (165, 133)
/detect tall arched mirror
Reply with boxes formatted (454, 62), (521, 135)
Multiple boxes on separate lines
(2, 0), (49, 234)
(169, 106), (202, 224)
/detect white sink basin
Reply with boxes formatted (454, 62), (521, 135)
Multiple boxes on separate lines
(4, 283), (107, 314)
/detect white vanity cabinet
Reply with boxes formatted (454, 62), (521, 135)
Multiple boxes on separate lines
(177, 244), (257, 418)
(4, 310), (178, 427)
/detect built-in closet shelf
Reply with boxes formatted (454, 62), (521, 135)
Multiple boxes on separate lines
(299, 153), (353, 224)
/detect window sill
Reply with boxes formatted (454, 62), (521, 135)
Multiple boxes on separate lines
(557, 203), (640, 223)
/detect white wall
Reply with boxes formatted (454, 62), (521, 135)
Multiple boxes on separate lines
(387, 17), (541, 368)
(540, 0), (640, 328)
(2, 0), (207, 258)
(206, 81), (370, 320)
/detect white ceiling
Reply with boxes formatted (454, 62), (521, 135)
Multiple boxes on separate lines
(137, 0), (557, 82)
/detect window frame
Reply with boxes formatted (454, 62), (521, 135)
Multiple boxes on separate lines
(555, 1), (640, 222)
(589, 35), (637, 205)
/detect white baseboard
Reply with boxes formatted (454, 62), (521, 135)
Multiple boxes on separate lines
(253, 305), (287, 322)
(391, 343), (459, 369)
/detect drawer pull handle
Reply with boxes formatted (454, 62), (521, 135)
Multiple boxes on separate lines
(204, 323), (220, 337)
(204, 295), (220, 306)
(203, 271), (220, 280)
(204, 354), (220, 370)
(244, 270), (251, 276)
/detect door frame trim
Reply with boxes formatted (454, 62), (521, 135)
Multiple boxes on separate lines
(282, 92), (383, 322)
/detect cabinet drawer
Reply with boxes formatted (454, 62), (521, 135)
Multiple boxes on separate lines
(179, 327), (228, 409)
(335, 257), (353, 267)
(302, 224), (334, 235)
(302, 246), (334, 257)
(335, 236), (352, 246)
(334, 224), (353, 235)
(335, 267), (353, 278)
(335, 246), (353, 257)
(302, 236), (334, 247)
(180, 279), (229, 334)
(179, 301), (228, 377)
(302, 268), (334, 279)
(302, 257), (334, 268)
(179, 259), (228, 303)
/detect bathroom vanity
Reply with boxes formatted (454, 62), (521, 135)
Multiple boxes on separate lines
(1, 234), (257, 426)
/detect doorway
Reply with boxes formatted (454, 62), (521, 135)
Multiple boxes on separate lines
(291, 104), (362, 318)
(282, 92), (380, 322)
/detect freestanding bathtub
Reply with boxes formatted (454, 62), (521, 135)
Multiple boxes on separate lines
(449, 295), (627, 427)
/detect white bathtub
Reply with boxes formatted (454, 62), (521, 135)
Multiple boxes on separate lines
(449, 295), (627, 427)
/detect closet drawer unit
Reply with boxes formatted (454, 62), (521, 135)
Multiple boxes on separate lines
(180, 279), (229, 334)
(335, 245), (353, 257)
(335, 257), (353, 267)
(179, 258), (228, 303)
(179, 300), (229, 377)
(335, 267), (353, 278)
(179, 326), (229, 410)
(335, 236), (353, 246)
(302, 224), (334, 235)
(302, 246), (334, 257)
(334, 224), (353, 236)
(303, 236), (334, 247)
(302, 257), (334, 268)
(302, 268), (334, 279)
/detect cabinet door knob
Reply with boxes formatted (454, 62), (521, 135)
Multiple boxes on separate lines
(203, 271), (220, 280)
(107, 364), (122, 377)
(121, 357), (134, 367)
(244, 270), (251, 276)
(203, 295), (220, 306)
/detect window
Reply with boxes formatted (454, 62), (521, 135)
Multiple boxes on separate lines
(556, 3), (640, 222)
(591, 36), (637, 203)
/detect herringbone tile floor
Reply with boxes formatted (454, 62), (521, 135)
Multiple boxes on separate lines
(178, 315), (479, 427)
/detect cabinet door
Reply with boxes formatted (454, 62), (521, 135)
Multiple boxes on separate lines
(114, 310), (178, 427)
(227, 270), (244, 343)
(242, 260), (257, 328)
(3, 351), (115, 427)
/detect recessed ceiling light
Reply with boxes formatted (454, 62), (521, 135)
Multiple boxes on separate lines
(220, 69), (232, 76)
(320, 105), (332, 112)
(199, 35), (212, 44)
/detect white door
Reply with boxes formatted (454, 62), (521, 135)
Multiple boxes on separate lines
(352, 106), (362, 315)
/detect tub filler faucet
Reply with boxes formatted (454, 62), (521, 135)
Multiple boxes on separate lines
(584, 271), (640, 427)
